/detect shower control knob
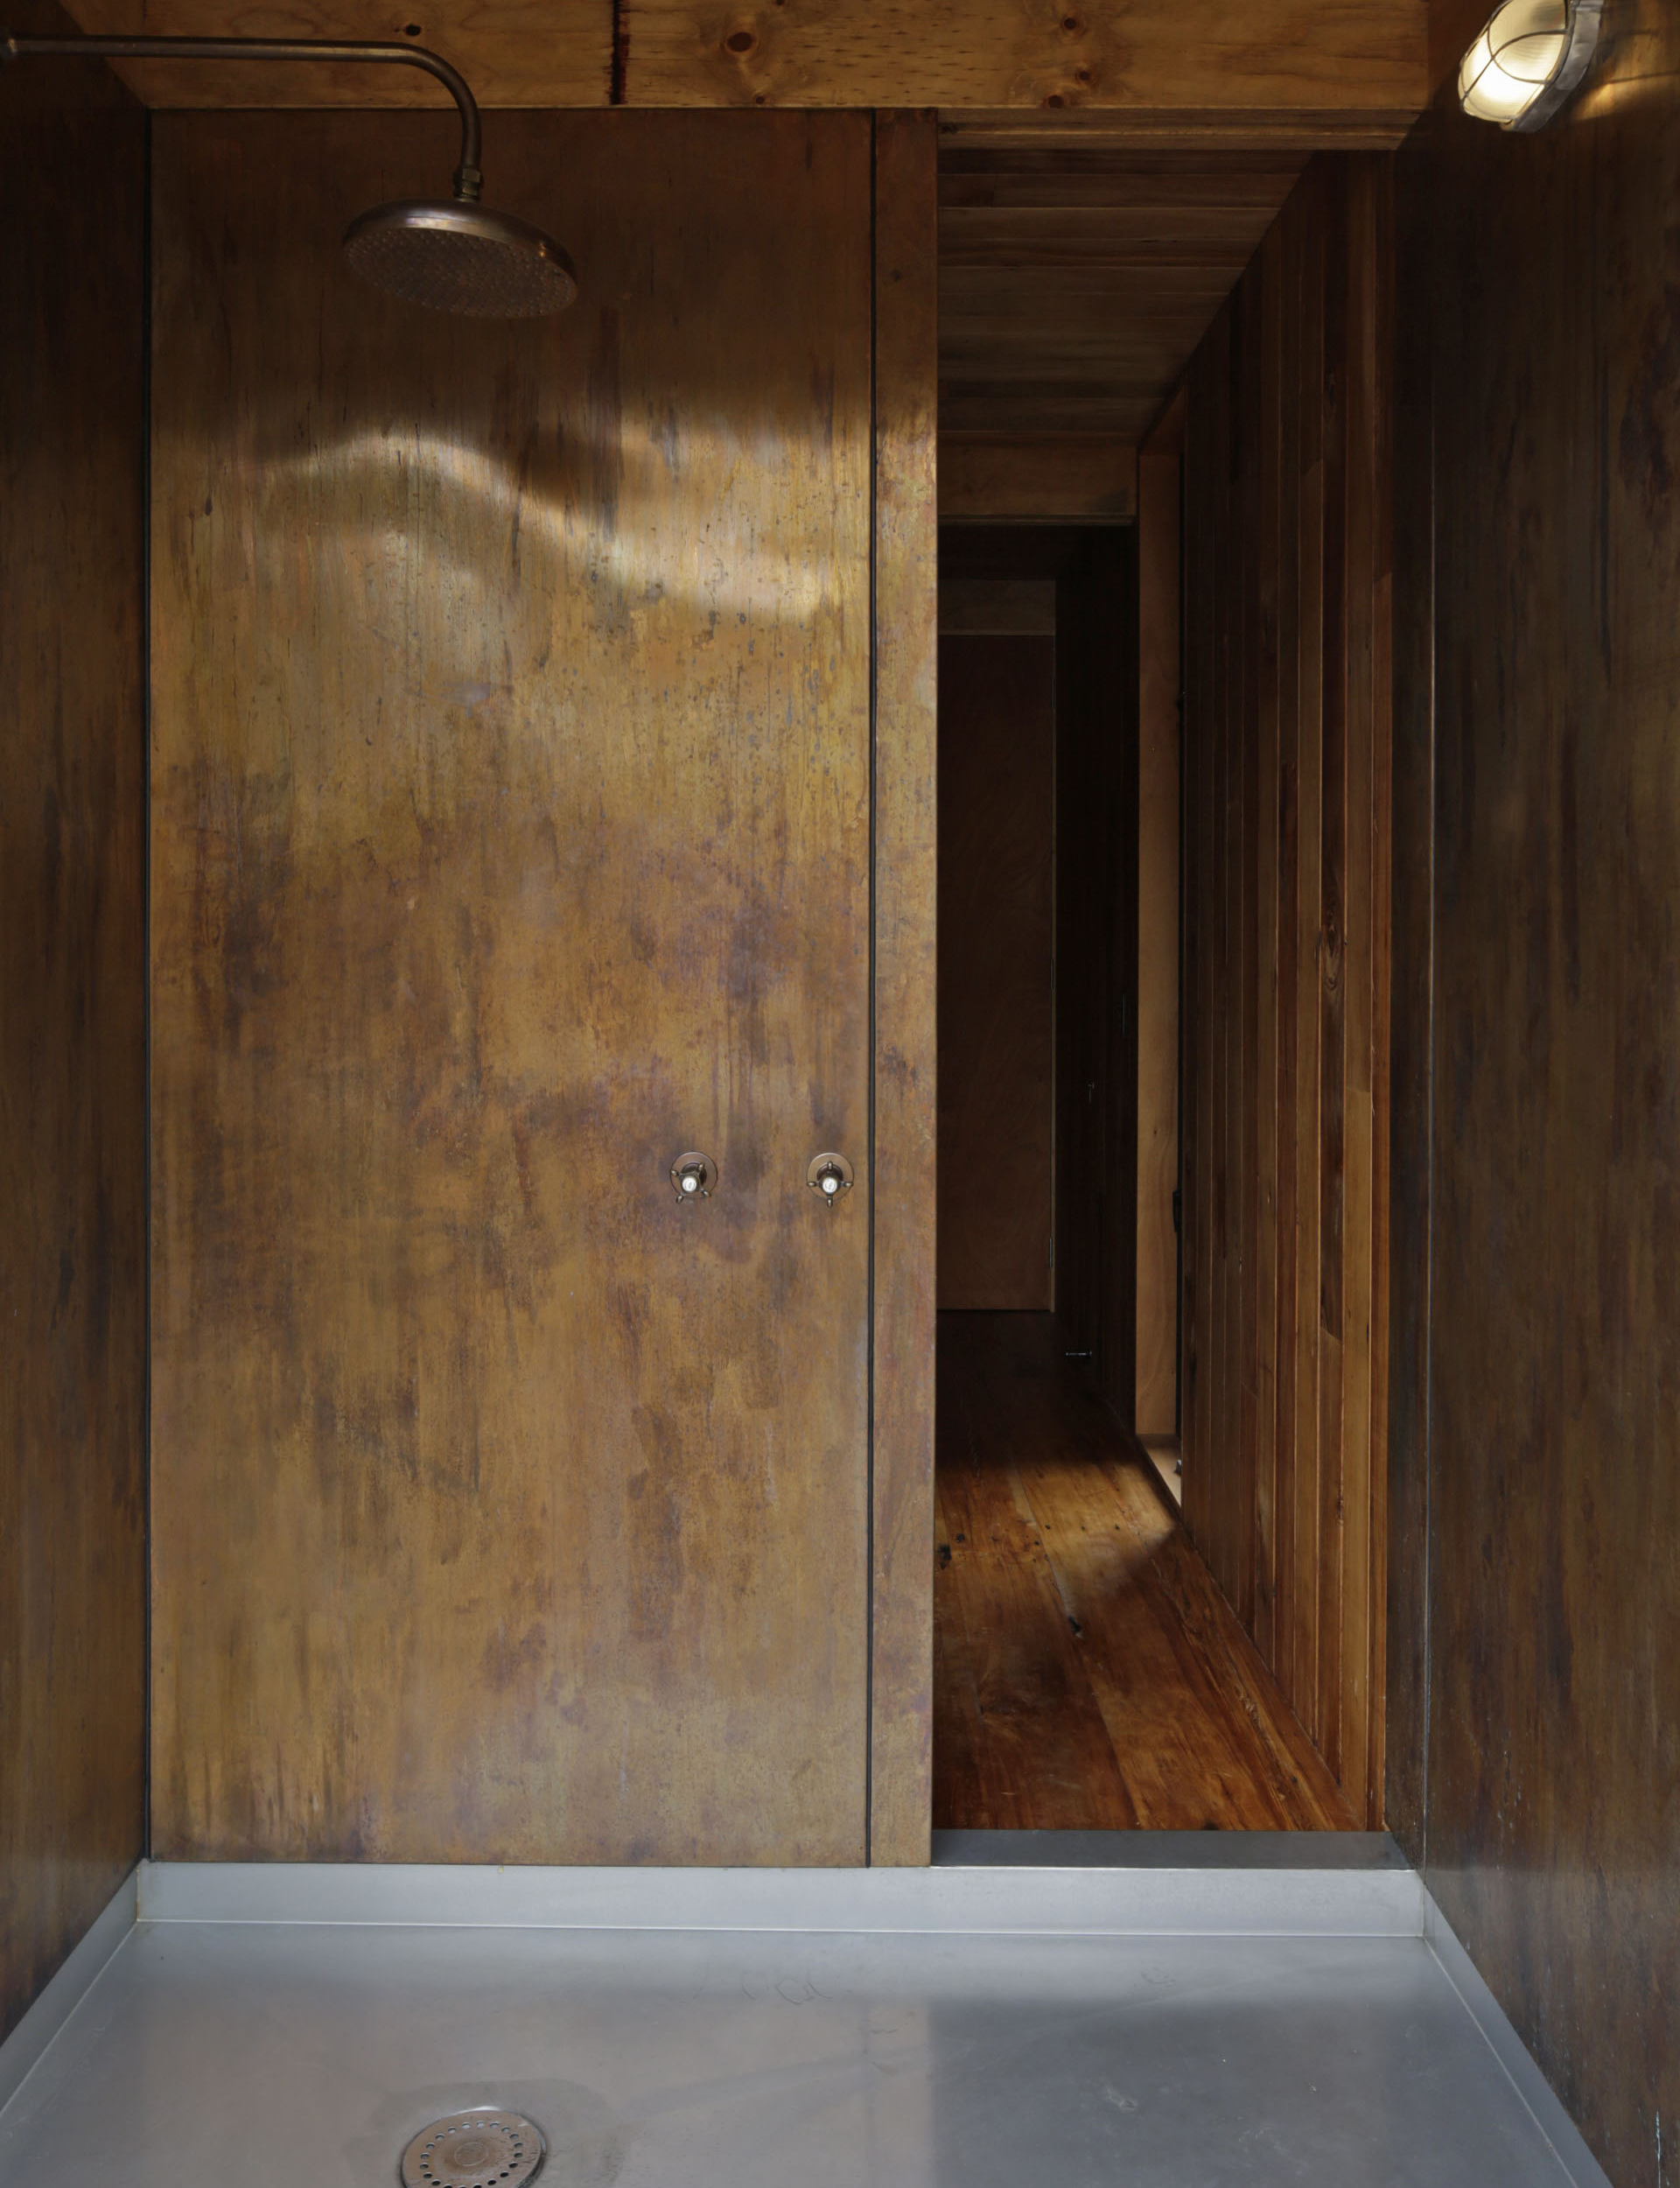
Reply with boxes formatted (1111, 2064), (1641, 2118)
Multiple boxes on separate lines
(670, 1151), (717, 1201)
(806, 1152), (855, 1204)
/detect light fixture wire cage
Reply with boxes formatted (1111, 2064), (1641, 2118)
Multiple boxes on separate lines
(1458, 0), (1604, 130)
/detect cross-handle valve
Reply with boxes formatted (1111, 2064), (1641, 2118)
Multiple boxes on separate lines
(806, 1152), (855, 1206)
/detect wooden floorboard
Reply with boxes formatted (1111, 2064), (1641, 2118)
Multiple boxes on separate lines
(933, 1311), (1357, 1833)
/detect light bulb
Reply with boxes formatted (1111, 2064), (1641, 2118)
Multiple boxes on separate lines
(1458, 0), (1587, 128)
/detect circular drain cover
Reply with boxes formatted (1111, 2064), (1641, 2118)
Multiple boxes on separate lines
(400, 2109), (546, 2188)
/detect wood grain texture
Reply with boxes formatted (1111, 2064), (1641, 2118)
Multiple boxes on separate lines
(621, 1), (1426, 113)
(0, 5), (147, 2044)
(1134, 404), (1182, 1437)
(149, 109), (875, 1866)
(1392, 10), (1680, 2177)
(939, 150), (1305, 442)
(937, 636), (1055, 1311)
(63, 0), (611, 109)
(1179, 153), (1391, 1826)
(57, 0), (1427, 116)
(869, 109), (939, 1869)
(939, 111), (1418, 153)
(934, 1314), (1355, 1831)
(1381, 71), (1433, 1869)
(939, 434), (1137, 521)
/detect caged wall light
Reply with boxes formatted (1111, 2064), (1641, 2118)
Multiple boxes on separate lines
(1458, 0), (1604, 129)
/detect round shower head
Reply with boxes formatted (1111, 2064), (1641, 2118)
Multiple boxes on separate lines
(343, 198), (578, 319)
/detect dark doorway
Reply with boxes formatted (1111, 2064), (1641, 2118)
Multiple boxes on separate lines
(933, 523), (1355, 1833)
(937, 611), (1056, 1309)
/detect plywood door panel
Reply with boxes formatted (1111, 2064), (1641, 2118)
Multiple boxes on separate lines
(937, 635), (1055, 1311)
(149, 109), (874, 1865)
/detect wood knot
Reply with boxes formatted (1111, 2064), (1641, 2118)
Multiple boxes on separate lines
(724, 25), (757, 53)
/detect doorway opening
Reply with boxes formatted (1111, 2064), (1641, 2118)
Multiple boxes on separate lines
(934, 521), (1355, 1834)
(930, 136), (1392, 1838)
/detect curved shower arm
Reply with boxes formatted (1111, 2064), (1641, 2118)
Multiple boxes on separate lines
(0, 32), (485, 198)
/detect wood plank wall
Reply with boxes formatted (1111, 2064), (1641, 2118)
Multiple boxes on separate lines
(0, 5), (147, 2044)
(1388, 6), (1680, 2175)
(69, 0), (1428, 120)
(1135, 397), (1184, 1438)
(1179, 152), (1392, 1827)
(148, 110), (880, 1867)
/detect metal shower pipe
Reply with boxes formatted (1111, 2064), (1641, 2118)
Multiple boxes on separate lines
(0, 32), (486, 200)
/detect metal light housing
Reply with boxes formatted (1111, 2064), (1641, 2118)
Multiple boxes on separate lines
(1458, 0), (1603, 130)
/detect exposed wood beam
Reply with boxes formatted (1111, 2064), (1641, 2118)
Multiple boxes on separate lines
(62, 1), (1427, 117)
(61, 0), (612, 108)
(940, 434), (1138, 522)
(623, 3), (1425, 113)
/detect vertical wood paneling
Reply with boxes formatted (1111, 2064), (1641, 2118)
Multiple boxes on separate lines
(1315, 167), (1350, 1782)
(1236, 271), (1262, 1636)
(1179, 152), (1392, 1824)
(1292, 178), (1326, 1739)
(1212, 305), (1237, 1606)
(1391, 9), (1680, 2170)
(869, 109), (939, 1866)
(1254, 223), (1284, 1663)
(1364, 154), (1394, 1834)
(0, 15), (147, 2045)
(1135, 406), (1183, 1441)
(1183, 381), (1214, 1539)
(1272, 193), (1303, 1718)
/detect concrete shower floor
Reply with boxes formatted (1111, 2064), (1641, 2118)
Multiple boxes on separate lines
(0, 1909), (1585, 2185)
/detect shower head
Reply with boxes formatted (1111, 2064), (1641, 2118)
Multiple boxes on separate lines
(342, 197), (577, 319)
(1, 30), (578, 320)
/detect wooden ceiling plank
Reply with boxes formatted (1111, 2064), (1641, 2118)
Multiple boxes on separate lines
(620, 2), (1425, 113)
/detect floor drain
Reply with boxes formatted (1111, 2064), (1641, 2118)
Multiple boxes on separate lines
(399, 2109), (546, 2188)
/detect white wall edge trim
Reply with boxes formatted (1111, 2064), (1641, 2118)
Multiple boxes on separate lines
(0, 1868), (138, 2120)
(137, 1859), (1425, 1938)
(1423, 1887), (1614, 2188)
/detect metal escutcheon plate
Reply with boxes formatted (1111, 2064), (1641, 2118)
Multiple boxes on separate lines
(670, 1150), (717, 1201)
(806, 1151), (855, 1200)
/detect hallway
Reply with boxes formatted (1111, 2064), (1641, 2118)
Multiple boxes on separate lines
(934, 1314), (1355, 1832)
